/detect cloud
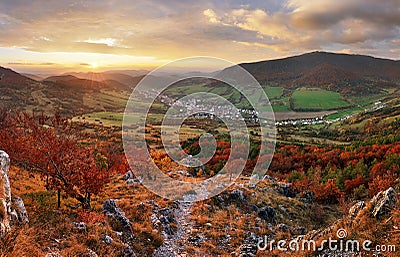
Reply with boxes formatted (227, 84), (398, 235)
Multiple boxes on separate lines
(201, 0), (400, 57)
(0, 0), (399, 68)
(8, 62), (56, 66)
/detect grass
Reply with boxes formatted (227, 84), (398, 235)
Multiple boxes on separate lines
(291, 88), (351, 111)
(327, 107), (363, 120)
(349, 94), (384, 107)
(263, 86), (283, 99)
(271, 97), (291, 112)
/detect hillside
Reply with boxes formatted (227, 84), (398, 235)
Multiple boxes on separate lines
(64, 71), (145, 88)
(0, 68), (145, 116)
(1, 52), (400, 119)
(0, 67), (37, 110)
(221, 51), (400, 95)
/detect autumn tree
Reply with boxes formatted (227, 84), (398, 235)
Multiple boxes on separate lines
(0, 111), (114, 208)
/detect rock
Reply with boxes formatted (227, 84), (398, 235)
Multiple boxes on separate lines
(0, 150), (28, 237)
(102, 235), (114, 245)
(370, 187), (397, 218)
(152, 245), (175, 257)
(103, 200), (132, 232)
(300, 191), (314, 204)
(103, 199), (135, 245)
(12, 195), (28, 224)
(257, 206), (276, 224)
(235, 232), (259, 257)
(237, 244), (257, 257)
(126, 179), (136, 185)
(73, 222), (87, 232)
(276, 223), (290, 232)
(122, 171), (134, 180)
(249, 204), (259, 213)
(159, 208), (174, 223)
(230, 189), (246, 203)
(158, 208), (175, 235)
(215, 195), (225, 206)
(277, 182), (295, 197)
(188, 234), (202, 245)
(348, 201), (366, 219)
(262, 175), (276, 183)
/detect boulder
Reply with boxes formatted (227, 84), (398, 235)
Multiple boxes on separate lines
(257, 206), (277, 224)
(235, 232), (260, 257)
(276, 223), (290, 232)
(122, 171), (134, 180)
(230, 189), (246, 203)
(348, 201), (366, 219)
(370, 187), (396, 218)
(103, 199), (132, 232)
(73, 222), (87, 232)
(103, 199), (134, 245)
(102, 235), (114, 245)
(0, 150), (28, 237)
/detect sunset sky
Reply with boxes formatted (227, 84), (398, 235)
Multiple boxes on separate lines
(0, 0), (399, 74)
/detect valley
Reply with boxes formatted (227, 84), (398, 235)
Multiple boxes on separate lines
(0, 51), (399, 257)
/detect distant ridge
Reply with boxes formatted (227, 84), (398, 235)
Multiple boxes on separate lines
(221, 51), (400, 95)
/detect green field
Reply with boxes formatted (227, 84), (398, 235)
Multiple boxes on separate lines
(263, 86), (283, 99)
(73, 111), (164, 127)
(327, 107), (363, 120)
(291, 88), (351, 111)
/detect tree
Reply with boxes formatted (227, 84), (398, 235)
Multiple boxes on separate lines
(0, 111), (113, 208)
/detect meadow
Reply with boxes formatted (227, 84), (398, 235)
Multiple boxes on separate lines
(291, 88), (351, 111)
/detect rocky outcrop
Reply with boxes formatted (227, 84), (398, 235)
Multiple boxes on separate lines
(370, 187), (396, 218)
(233, 232), (260, 257)
(348, 201), (365, 219)
(103, 199), (132, 232)
(257, 206), (277, 224)
(0, 150), (28, 237)
(103, 199), (134, 247)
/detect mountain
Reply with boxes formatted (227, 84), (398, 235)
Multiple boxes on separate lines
(103, 69), (148, 77)
(221, 51), (400, 95)
(64, 72), (141, 87)
(0, 67), (148, 116)
(0, 67), (38, 110)
(21, 73), (44, 81)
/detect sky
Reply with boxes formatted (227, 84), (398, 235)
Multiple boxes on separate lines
(0, 0), (399, 74)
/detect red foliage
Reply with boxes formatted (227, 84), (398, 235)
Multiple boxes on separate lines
(77, 210), (105, 224)
(344, 175), (366, 193)
(0, 111), (115, 208)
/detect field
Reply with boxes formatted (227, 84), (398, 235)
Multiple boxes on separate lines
(291, 88), (351, 111)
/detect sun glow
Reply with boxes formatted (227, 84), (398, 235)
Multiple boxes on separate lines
(90, 62), (98, 69)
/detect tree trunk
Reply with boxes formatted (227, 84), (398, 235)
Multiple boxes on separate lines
(57, 189), (61, 208)
(86, 192), (91, 209)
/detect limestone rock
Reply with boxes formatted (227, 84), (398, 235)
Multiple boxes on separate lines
(230, 189), (246, 203)
(348, 201), (366, 219)
(0, 150), (28, 237)
(370, 187), (396, 218)
(103, 199), (135, 246)
(103, 199), (132, 232)
(102, 235), (114, 245)
(122, 171), (134, 180)
(257, 206), (277, 224)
